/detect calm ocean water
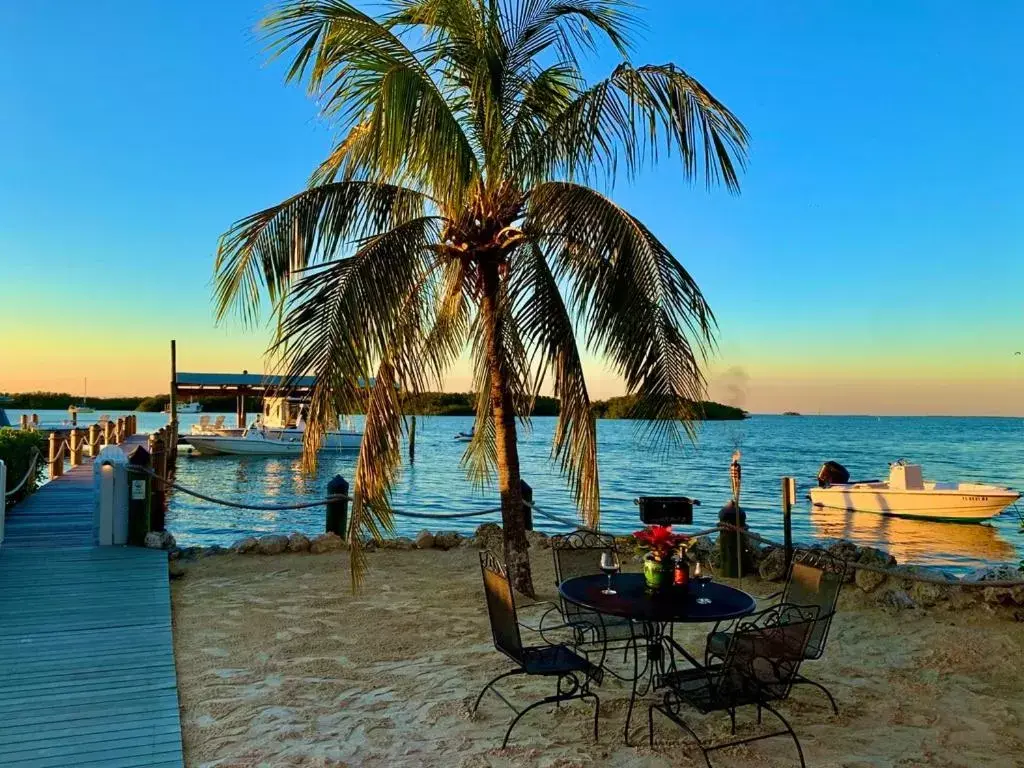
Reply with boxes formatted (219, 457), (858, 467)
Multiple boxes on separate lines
(10, 410), (1023, 573)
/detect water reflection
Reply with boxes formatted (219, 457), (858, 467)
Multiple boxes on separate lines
(810, 506), (1015, 569)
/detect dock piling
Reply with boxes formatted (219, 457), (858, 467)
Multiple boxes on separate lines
(87, 424), (100, 457)
(19, 415), (28, 431)
(48, 433), (63, 479)
(148, 431), (167, 532)
(69, 428), (82, 466)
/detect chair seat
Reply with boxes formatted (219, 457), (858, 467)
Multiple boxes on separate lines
(521, 644), (603, 681)
(568, 613), (635, 642)
(707, 629), (811, 661)
(707, 630), (730, 659)
(658, 664), (761, 713)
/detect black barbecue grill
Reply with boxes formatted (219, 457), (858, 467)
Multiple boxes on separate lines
(635, 496), (700, 525)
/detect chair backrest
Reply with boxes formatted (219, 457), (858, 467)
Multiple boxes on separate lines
(213, 415), (225, 428)
(782, 549), (846, 659)
(550, 529), (617, 621)
(199, 415), (210, 427)
(479, 550), (523, 662)
(714, 603), (819, 707)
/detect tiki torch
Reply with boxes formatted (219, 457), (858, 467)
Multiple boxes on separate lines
(730, 450), (742, 506)
(730, 450), (742, 578)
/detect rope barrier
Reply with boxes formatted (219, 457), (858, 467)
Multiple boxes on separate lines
(717, 523), (1024, 589)
(3, 448), (41, 498)
(131, 465), (505, 519)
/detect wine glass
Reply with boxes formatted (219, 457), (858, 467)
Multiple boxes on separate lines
(600, 551), (620, 595)
(694, 561), (712, 605)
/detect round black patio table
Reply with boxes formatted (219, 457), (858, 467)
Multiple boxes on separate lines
(558, 573), (757, 744)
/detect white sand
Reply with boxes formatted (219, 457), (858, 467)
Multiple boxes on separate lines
(171, 548), (1024, 767)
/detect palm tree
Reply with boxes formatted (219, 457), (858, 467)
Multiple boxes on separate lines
(214, 0), (747, 596)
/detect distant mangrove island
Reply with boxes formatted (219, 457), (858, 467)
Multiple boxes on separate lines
(1, 391), (747, 421)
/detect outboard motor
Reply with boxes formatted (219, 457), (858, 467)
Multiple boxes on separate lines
(817, 461), (850, 488)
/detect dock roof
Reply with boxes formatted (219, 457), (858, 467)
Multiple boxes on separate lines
(174, 372), (373, 394)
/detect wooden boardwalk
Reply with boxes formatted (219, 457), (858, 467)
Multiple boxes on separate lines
(0, 436), (185, 767)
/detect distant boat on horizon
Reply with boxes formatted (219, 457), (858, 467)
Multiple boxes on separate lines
(68, 378), (95, 414)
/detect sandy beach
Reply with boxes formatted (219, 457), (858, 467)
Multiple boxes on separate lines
(171, 546), (1024, 767)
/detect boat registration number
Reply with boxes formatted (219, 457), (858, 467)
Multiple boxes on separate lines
(961, 495), (988, 502)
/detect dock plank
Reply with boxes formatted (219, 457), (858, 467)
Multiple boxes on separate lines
(0, 434), (184, 767)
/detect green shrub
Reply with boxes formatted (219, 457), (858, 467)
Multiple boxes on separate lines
(0, 428), (47, 504)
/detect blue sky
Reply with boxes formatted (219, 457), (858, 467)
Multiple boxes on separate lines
(0, 1), (1021, 414)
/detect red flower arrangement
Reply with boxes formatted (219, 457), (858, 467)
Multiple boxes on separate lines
(632, 525), (692, 562)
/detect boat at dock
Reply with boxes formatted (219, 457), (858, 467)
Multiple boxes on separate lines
(167, 401), (201, 414)
(809, 460), (1020, 522)
(185, 396), (360, 455)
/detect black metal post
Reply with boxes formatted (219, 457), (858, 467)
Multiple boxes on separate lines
(520, 479), (533, 531)
(127, 446), (152, 546)
(326, 475), (350, 536)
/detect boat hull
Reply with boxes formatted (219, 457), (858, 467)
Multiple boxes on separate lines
(809, 485), (1019, 522)
(185, 430), (361, 456)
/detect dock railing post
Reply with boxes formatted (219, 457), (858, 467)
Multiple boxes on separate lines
(326, 475), (350, 537)
(127, 446), (152, 545)
(0, 460), (6, 545)
(70, 409), (78, 427)
(87, 424), (100, 458)
(31, 413), (39, 428)
(520, 480), (533, 531)
(69, 428), (82, 467)
(149, 432), (167, 532)
(48, 433), (63, 479)
(94, 446), (129, 545)
(103, 420), (113, 446)
(19, 415), (28, 431)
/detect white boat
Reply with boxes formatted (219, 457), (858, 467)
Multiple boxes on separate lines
(186, 396), (361, 455)
(167, 401), (202, 414)
(809, 461), (1020, 522)
(454, 431), (474, 443)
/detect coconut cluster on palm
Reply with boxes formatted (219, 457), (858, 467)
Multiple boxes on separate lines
(214, 0), (747, 596)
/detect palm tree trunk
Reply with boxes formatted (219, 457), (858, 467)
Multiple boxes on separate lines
(479, 260), (535, 598)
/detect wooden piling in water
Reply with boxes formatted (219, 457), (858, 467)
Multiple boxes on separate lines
(19, 415), (28, 431)
(149, 431), (167, 532)
(102, 420), (113, 446)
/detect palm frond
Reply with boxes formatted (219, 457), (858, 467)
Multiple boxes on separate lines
(214, 181), (428, 323)
(509, 241), (599, 525)
(262, 0), (480, 198)
(517, 61), (748, 191)
(526, 181), (715, 446)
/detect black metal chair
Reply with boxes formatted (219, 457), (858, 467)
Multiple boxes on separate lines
(708, 548), (847, 714)
(650, 603), (820, 768)
(549, 530), (636, 643)
(473, 550), (603, 748)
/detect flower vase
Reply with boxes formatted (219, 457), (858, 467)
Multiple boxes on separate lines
(643, 556), (670, 591)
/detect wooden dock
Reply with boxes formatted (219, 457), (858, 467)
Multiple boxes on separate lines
(0, 435), (185, 767)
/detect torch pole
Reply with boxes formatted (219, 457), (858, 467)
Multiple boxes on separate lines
(730, 455), (742, 580)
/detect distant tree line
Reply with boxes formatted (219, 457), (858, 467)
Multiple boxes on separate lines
(2, 390), (746, 420)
